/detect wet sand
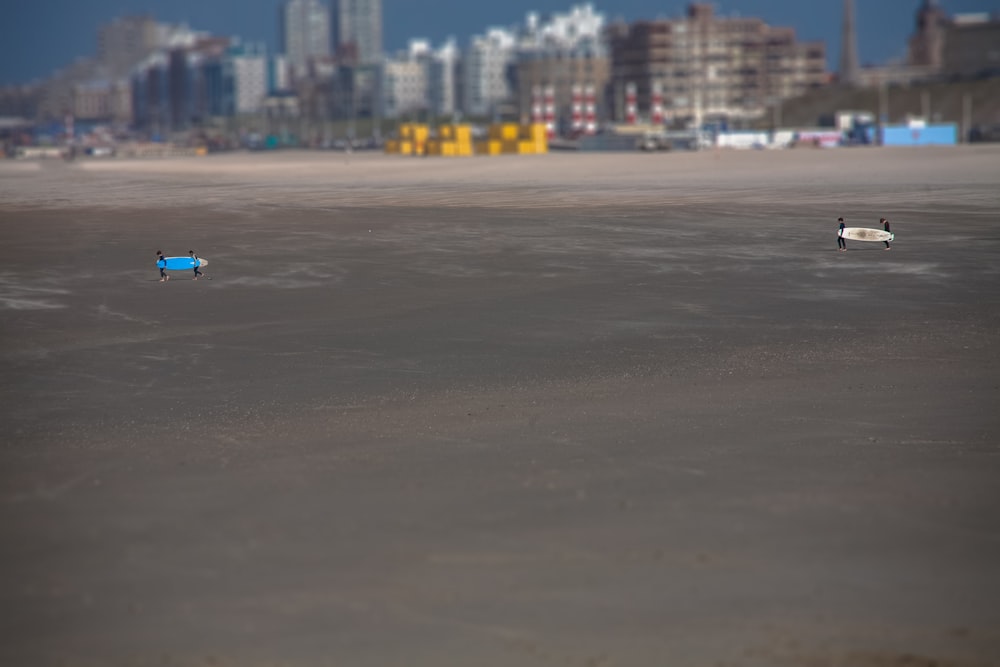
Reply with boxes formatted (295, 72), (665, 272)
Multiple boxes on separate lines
(1, 148), (999, 666)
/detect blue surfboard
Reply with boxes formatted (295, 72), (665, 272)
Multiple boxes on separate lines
(157, 256), (208, 270)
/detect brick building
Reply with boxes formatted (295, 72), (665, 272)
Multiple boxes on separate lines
(940, 13), (1000, 79)
(906, 2), (1000, 81)
(607, 3), (826, 126)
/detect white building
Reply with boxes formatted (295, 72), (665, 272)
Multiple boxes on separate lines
(429, 38), (460, 117)
(280, 0), (331, 76)
(231, 47), (268, 114)
(381, 40), (431, 118)
(457, 5), (606, 118)
(463, 28), (517, 117)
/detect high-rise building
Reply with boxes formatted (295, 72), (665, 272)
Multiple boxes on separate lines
(607, 3), (826, 126)
(463, 28), (517, 117)
(98, 15), (160, 79)
(130, 38), (271, 131)
(131, 52), (170, 133)
(280, 0), (332, 76)
(229, 44), (269, 114)
(381, 40), (430, 118)
(428, 38), (460, 117)
(333, 0), (383, 65)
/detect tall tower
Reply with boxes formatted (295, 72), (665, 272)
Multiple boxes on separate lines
(279, 0), (331, 76)
(333, 0), (383, 65)
(840, 0), (860, 85)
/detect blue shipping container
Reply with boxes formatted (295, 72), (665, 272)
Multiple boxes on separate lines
(881, 124), (957, 146)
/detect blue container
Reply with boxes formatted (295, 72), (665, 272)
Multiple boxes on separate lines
(881, 124), (958, 146)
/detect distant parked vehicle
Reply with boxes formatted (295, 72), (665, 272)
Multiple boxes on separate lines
(970, 124), (1000, 143)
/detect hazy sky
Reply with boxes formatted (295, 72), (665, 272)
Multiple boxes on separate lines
(3, 0), (999, 85)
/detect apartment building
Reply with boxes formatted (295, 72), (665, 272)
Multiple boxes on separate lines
(98, 15), (161, 79)
(280, 0), (331, 77)
(607, 3), (826, 125)
(71, 80), (133, 122)
(515, 4), (609, 133)
(940, 13), (1000, 78)
(381, 41), (431, 118)
(463, 29), (517, 117)
(131, 40), (275, 130)
(333, 0), (383, 65)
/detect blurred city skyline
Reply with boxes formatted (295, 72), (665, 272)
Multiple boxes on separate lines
(3, 0), (1000, 86)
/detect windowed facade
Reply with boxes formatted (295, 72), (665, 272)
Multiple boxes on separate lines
(608, 3), (826, 125)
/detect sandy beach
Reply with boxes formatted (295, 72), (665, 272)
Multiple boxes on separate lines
(1, 147), (999, 666)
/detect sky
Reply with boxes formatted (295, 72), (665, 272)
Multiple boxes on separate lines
(2, 0), (999, 86)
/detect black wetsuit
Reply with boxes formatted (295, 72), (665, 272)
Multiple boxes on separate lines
(158, 255), (167, 278)
(838, 222), (846, 249)
(191, 254), (203, 277)
(883, 220), (891, 248)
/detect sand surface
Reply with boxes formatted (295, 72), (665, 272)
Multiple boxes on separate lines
(1, 148), (999, 666)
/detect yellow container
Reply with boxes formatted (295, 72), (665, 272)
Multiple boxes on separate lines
(520, 123), (547, 143)
(453, 125), (472, 144)
(488, 123), (520, 142)
(500, 140), (520, 154)
(454, 141), (473, 157)
(440, 141), (457, 156)
(439, 125), (454, 140)
(401, 123), (429, 142)
(518, 140), (538, 154)
(520, 123), (549, 153)
(474, 140), (502, 155)
(399, 140), (413, 156)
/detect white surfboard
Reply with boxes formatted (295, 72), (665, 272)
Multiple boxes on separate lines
(840, 227), (893, 242)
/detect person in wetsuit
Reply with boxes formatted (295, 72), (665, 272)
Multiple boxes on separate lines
(189, 250), (204, 280)
(157, 250), (170, 282)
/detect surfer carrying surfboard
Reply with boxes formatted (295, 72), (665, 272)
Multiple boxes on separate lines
(881, 218), (892, 250)
(156, 250), (170, 282)
(189, 250), (205, 280)
(837, 218), (847, 251)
